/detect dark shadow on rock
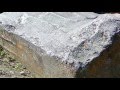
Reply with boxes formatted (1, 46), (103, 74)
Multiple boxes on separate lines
(75, 32), (120, 78)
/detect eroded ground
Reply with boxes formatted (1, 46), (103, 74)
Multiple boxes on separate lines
(0, 46), (35, 78)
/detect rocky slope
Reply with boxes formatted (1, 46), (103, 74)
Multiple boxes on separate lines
(0, 46), (35, 78)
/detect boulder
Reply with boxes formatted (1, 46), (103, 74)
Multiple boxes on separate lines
(0, 12), (120, 78)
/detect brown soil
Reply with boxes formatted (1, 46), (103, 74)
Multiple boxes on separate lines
(0, 46), (36, 78)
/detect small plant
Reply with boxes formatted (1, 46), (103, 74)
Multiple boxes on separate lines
(0, 46), (6, 58)
(14, 63), (23, 71)
(8, 57), (16, 62)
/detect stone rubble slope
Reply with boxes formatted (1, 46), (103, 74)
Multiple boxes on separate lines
(0, 12), (120, 70)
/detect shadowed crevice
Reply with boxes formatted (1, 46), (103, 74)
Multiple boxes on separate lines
(75, 32), (120, 78)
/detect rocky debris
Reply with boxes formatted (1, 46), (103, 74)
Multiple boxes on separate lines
(0, 12), (120, 78)
(20, 71), (27, 76)
(0, 46), (35, 78)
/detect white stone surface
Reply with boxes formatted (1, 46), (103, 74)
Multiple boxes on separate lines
(0, 12), (120, 69)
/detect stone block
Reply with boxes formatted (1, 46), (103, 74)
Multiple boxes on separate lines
(0, 12), (120, 78)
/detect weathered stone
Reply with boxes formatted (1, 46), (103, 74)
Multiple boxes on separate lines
(0, 12), (120, 78)
(0, 26), (75, 78)
(76, 32), (120, 78)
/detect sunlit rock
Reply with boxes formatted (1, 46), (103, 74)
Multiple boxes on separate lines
(0, 12), (120, 78)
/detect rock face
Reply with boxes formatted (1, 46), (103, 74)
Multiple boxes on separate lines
(76, 32), (120, 78)
(0, 12), (120, 78)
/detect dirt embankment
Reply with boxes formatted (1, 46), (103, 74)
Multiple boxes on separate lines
(0, 46), (35, 78)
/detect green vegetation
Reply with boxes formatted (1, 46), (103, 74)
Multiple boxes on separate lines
(0, 47), (6, 58)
